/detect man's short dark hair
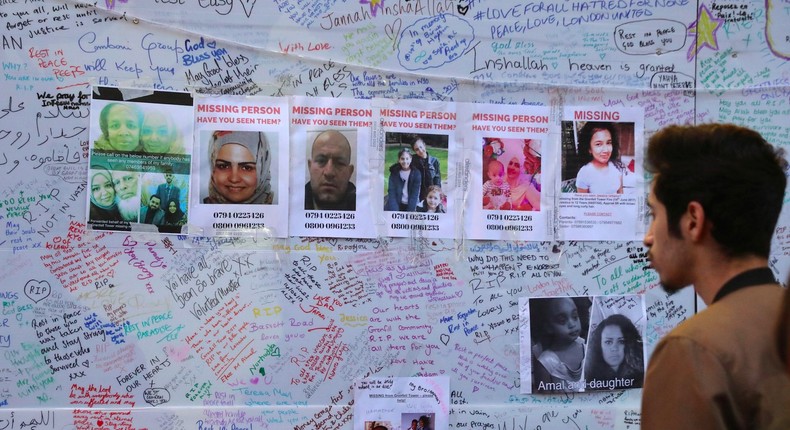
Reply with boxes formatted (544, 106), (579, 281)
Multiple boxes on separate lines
(646, 123), (787, 258)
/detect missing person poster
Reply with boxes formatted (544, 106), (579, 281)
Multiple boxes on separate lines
(87, 86), (194, 233)
(519, 294), (646, 394)
(289, 96), (375, 238)
(557, 107), (645, 241)
(375, 99), (458, 239)
(189, 95), (289, 237)
(354, 377), (449, 430)
(460, 102), (553, 241)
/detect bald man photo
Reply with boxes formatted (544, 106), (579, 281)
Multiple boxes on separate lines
(305, 130), (356, 211)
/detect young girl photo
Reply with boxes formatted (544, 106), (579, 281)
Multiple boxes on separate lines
(560, 121), (635, 194)
(482, 159), (511, 210)
(385, 148), (422, 212)
(576, 122), (627, 194)
(528, 296), (592, 393)
(417, 185), (446, 213)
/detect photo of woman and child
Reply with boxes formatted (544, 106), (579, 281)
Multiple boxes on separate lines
(202, 130), (275, 205)
(384, 133), (446, 213)
(525, 295), (645, 393)
(482, 138), (541, 211)
(93, 102), (186, 155)
(562, 121), (635, 194)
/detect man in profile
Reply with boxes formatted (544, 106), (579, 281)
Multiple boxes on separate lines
(111, 170), (140, 222)
(305, 130), (356, 210)
(641, 124), (790, 428)
(782, 286), (790, 373)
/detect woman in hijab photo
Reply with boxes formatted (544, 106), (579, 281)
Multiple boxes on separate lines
(160, 198), (187, 233)
(203, 130), (274, 204)
(89, 167), (123, 222)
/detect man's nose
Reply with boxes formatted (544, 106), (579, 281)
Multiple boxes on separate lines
(323, 160), (337, 176)
(643, 230), (653, 247)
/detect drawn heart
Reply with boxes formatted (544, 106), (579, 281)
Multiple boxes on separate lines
(24, 279), (51, 303)
(207, 41), (216, 49)
(238, 0), (257, 18)
(385, 18), (403, 43)
(457, 4), (469, 15)
(143, 387), (171, 406)
(440, 334), (450, 345)
(455, 290), (463, 297)
(250, 377), (259, 384)
(473, 386), (479, 392)
(97, 420), (104, 427)
(599, 53), (606, 60)
(164, 344), (191, 362)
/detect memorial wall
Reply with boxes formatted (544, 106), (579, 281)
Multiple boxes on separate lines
(1, 0), (789, 428)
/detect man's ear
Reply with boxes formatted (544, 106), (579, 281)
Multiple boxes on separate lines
(684, 201), (707, 242)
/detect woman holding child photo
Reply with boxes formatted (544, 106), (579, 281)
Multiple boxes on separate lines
(484, 138), (540, 210)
